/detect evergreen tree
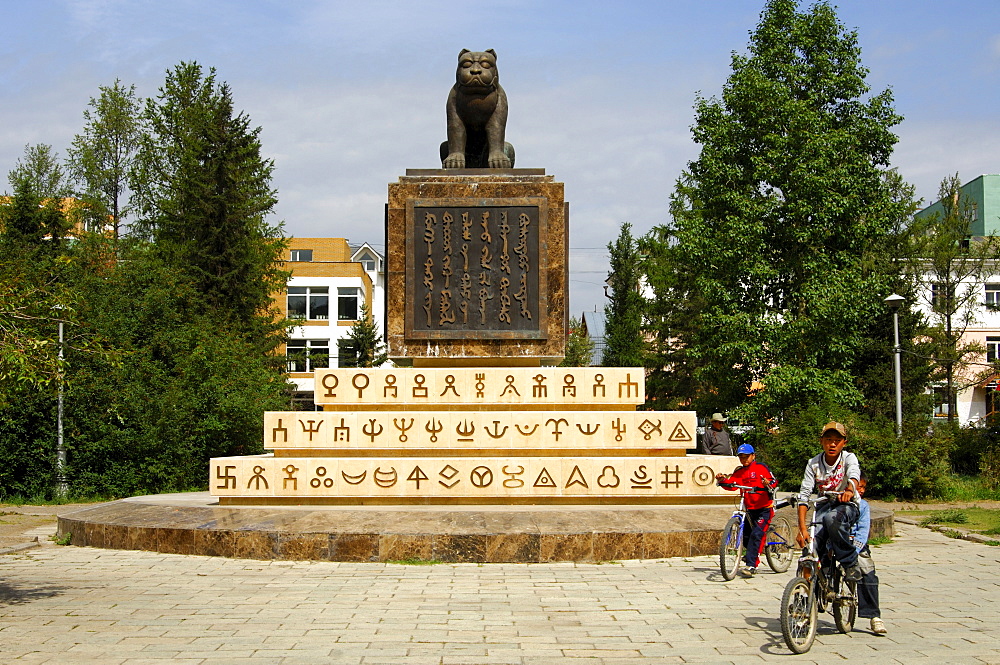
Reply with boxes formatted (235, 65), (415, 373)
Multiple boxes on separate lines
(602, 222), (644, 368)
(133, 61), (289, 350)
(646, 0), (915, 422)
(342, 302), (388, 368)
(559, 316), (594, 367)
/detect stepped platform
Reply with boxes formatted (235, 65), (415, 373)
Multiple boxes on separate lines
(56, 492), (894, 563)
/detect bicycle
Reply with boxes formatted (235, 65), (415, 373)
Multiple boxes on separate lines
(717, 483), (794, 581)
(779, 493), (859, 654)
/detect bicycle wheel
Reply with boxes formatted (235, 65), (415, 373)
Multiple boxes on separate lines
(833, 576), (858, 634)
(781, 576), (818, 654)
(765, 516), (794, 574)
(719, 515), (742, 581)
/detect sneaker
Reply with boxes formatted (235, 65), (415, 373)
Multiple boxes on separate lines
(738, 567), (756, 578)
(870, 617), (887, 635)
(844, 563), (862, 582)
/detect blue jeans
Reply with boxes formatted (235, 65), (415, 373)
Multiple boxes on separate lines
(816, 502), (859, 568)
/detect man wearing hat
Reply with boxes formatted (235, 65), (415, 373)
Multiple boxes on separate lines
(700, 413), (733, 455)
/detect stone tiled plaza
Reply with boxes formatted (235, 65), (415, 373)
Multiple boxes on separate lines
(2, 520), (997, 664)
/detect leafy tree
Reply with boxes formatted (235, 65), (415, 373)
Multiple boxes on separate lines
(907, 174), (1000, 423)
(133, 61), (289, 350)
(559, 316), (594, 367)
(342, 302), (388, 368)
(7, 144), (71, 198)
(67, 80), (143, 240)
(602, 222), (644, 368)
(647, 0), (915, 423)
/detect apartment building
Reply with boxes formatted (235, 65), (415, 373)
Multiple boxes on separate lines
(279, 237), (386, 409)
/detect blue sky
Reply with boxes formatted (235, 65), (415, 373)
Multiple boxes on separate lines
(3, 0), (1000, 315)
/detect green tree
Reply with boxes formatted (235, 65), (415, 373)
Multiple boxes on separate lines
(559, 316), (594, 367)
(133, 61), (289, 350)
(7, 144), (71, 198)
(647, 0), (915, 423)
(67, 80), (143, 240)
(342, 302), (388, 368)
(602, 222), (644, 368)
(908, 174), (1000, 424)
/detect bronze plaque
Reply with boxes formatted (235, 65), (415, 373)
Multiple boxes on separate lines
(405, 198), (547, 339)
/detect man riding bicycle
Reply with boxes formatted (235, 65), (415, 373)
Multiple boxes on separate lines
(796, 421), (862, 582)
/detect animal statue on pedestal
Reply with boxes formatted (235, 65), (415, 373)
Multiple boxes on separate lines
(441, 49), (515, 169)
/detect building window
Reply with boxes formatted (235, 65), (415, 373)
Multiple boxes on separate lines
(986, 284), (1000, 309)
(338, 287), (361, 320)
(287, 287), (329, 320)
(358, 252), (376, 271)
(932, 386), (954, 418)
(988, 337), (1000, 363)
(290, 249), (313, 262)
(338, 341), (358, 368)
(931, 282), (954, 313)
(286, 339), (329, 373)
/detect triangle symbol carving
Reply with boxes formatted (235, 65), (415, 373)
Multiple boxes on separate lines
(668, 422), (693, 442)
(533, 467), (557, 487)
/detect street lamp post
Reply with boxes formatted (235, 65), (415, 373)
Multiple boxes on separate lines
(53, 306), (67, 497)
(884, 294), (905, 437)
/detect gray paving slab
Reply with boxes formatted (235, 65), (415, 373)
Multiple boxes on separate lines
(1, 522), (998, 663)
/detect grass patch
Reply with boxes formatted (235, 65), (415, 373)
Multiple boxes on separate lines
(868, 535), (893, 547)
(902, 507), (1000, 534)
(1, 493), (114, 507)
(385, 557), (444, 565)
(49, 532), (72, 546)
(935, 475), (1000, 502)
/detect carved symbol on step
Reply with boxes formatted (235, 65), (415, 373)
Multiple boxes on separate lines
(661, 465), (683, 488)
(407, 466), (429, 490)
(440, 374), (460, 397)
(502, 465), (525, 488)
(597, 466), (620, 488)
(282, 464), (299, 490)
(546, 418), (568, 441)
(332, 418), (350, 443)
(341, 468), (367, 485)
(484, 421), (508, 439)
(412, 374), (428, 398)
(374, 467), (397, 488)
(515, 423), (539, 436)
(618, 372), (639, 399)
(271, 418), (288, 444)
(692, 465), (715, 487)
(563, 374), (576, 397)
(630, 465), (652, 489)
(470, 466), (493, 488)
(248, 465), (269, 490)
(456, 419), (475, 442)
(362, 419), (384, 443)
(576, 423), (600, 436)
(668, 422), (693, 442)
(593, 374), (606, 397)
(533, 467), (557, 488)
(475, 373), (485, 398)
(393, 418), (414, 443)
(383, 374), (398, 398)
(352, 373), (369, 398)
(638, 419), (662, 441)
(612, 418), (626, 442)
(425, 418), (443, 443)
(299, 419), (323, 442)
(532, 374), (547, 398)
(565, 465), (588, 489)
(438, 464), (460, 489)
(216, 465), (237, 490)
(500, 374), (520, 397)
(320, 373), (338, 397)
(312, 466), (335, 488)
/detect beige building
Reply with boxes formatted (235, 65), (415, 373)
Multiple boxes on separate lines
(277, 237), (386, 409)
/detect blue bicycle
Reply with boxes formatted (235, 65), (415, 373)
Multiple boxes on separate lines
(718, 484), (793, 580)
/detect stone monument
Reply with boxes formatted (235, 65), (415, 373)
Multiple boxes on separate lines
(209, 49), (734, 506)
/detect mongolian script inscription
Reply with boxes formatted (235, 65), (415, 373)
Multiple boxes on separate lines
(409, 204), (541, 337)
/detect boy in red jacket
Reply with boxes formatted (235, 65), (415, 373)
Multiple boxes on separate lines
(715, 443), (777, 577)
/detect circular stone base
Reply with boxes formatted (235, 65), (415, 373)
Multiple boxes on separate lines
(56, 492), (895, 563)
